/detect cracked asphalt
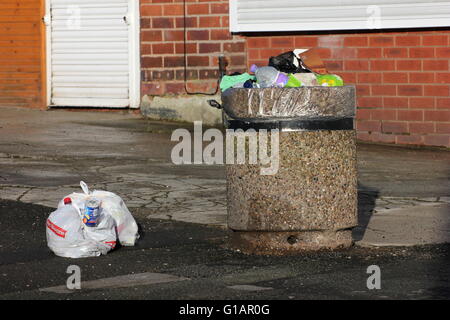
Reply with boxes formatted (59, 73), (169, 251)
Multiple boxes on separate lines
(1, 199), (449, 300)
(0, 107), (449, 300)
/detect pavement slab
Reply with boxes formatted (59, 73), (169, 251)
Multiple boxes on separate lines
(355, 202), (450, 246)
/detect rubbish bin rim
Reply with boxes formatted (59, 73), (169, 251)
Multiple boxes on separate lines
(225, 117), (354, 131)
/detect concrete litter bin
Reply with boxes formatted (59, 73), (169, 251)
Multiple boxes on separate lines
(221, 86), (357, 255)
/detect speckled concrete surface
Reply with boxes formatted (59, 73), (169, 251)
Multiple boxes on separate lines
(226, 131), (357, 254)
(227, 131), (357, 231)
(223, 86), (357, 254)
(229, 230), (354, 256)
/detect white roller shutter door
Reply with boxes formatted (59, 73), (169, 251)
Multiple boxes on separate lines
(230, 0), (450, 32)
(47, 0), (137, 108)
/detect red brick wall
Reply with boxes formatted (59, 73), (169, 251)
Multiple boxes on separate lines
(247, 30), (450, 148)
(140, 0), (246, 96)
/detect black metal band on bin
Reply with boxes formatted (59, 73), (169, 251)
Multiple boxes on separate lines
(226, 117), (354, 131)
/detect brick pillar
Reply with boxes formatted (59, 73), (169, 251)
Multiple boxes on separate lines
(140, 0), (246, 97)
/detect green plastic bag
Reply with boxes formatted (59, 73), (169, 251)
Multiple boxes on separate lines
(315, 74), (344, 87)
(220, 73), (256, 91)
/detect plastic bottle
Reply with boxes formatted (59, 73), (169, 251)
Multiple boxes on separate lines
(250, 64), (288, 88)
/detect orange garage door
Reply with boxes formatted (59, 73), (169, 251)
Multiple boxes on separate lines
(0, 0), (45, 109)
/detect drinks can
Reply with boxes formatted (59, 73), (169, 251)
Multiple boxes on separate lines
(83, 198), (100, 227)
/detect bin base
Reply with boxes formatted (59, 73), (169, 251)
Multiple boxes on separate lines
(229, 230), (353, 255)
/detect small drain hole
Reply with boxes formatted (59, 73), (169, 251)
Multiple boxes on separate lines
(287, 235), (298, 245)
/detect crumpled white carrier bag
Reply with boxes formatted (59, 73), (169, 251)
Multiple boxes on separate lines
(57, 181), (140, 246)
(46, 204), (117, 259)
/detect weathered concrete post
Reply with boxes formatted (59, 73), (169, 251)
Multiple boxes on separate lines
(221, 86), (357, 255)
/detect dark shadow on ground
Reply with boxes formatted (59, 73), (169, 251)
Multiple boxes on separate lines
(353, 183), (379, 242)
(429, 171), (450, 299)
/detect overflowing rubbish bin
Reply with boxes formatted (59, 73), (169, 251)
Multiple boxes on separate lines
(221, 86), (357, 255)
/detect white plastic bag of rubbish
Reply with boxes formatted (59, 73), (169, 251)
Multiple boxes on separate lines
(46, 203), (117, 258)
(58, 181), (140, 246)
